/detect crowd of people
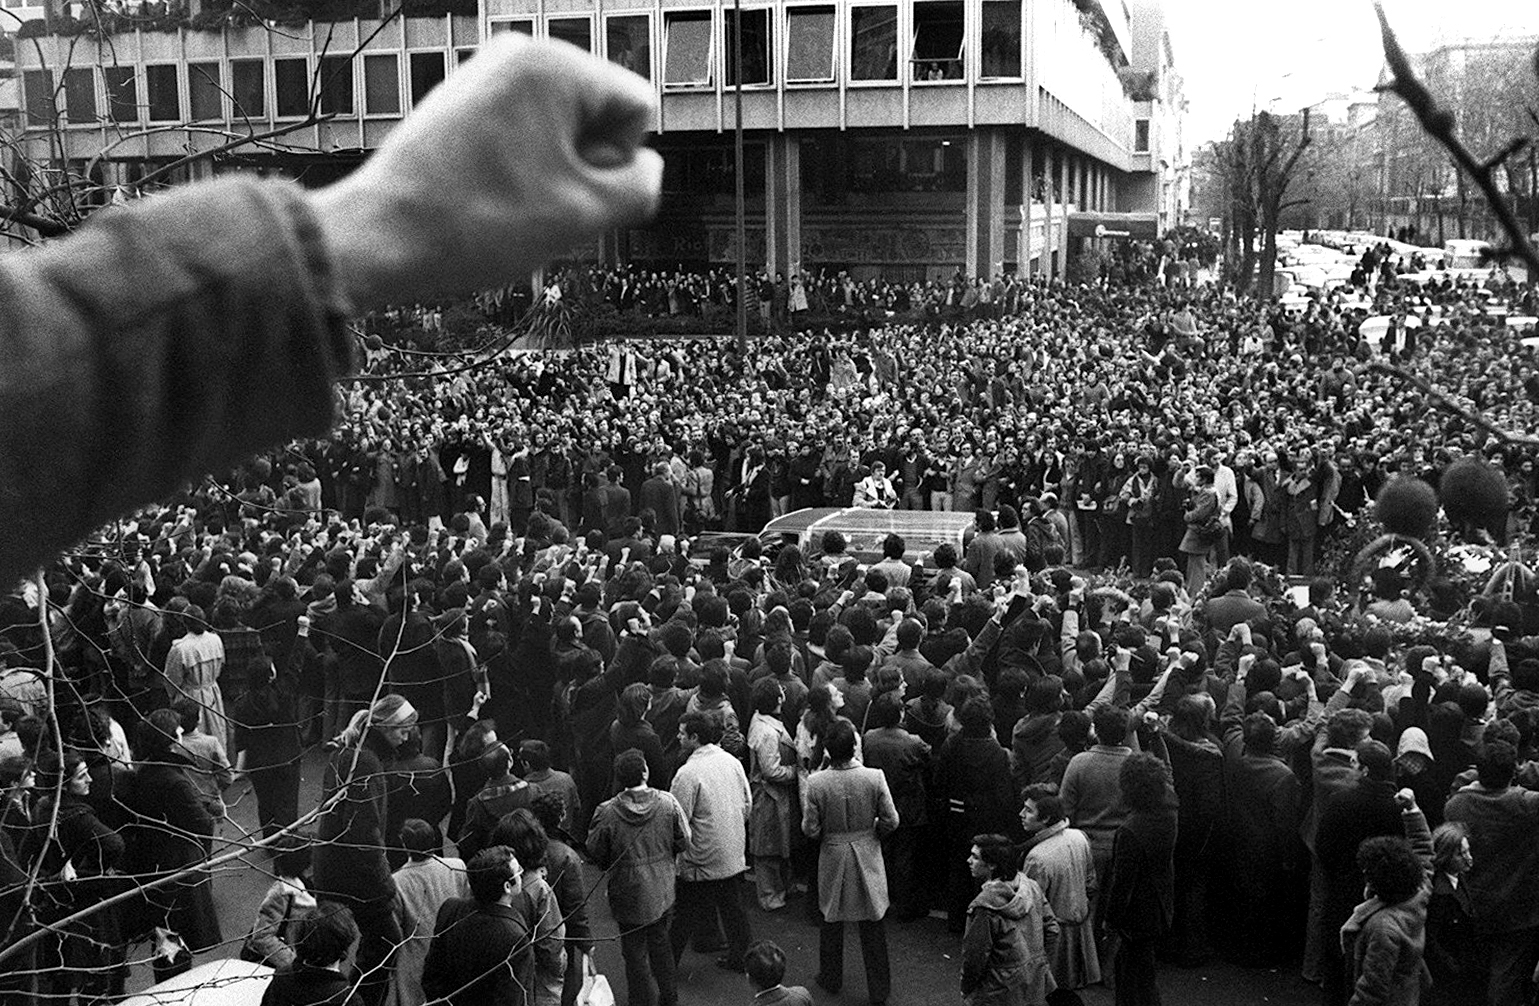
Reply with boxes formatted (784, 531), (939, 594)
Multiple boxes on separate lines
(3, 249), (1539, 1006)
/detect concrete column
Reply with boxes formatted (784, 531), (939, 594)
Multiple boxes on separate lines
(1041, 143), (1054, 278)
(1057, 150), (1070, 280)
(966, 129), (1007, 278)
(1018, 139), (1034, 276)
(765, 134), (802, 279)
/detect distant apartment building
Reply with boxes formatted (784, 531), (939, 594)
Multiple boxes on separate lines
(10, 0), (1187, 278)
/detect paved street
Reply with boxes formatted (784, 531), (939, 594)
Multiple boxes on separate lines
(117, 748), (1318, 1005)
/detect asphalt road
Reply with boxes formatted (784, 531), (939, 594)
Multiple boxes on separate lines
(120, 748), (1320, 1006)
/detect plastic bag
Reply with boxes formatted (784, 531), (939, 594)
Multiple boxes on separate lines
(577, 953), (614, 1006)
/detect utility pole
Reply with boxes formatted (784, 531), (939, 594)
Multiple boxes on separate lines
(733, 0), (747, 352)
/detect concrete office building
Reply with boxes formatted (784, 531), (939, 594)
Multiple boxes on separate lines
(12, 0), (1185, 278)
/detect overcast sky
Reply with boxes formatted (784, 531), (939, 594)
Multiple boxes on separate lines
(1167, 0), (1539, 145)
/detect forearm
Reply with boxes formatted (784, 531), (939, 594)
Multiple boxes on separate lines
(0, 179), (353, 588)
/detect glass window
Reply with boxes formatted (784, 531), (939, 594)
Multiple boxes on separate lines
(319, 55), (353, 115)
(275, 58), (310, 117)
(606, 15), (651, 79)
(456, 47), (477, 64)
(785, 6), (834, 82)
(363, 54), (400, 114)
(548, 17), (592, 53)
(724, 8), (770, 86)
(663, 11), (712, 87)
(187, 61), (221, 120)
(489, 19), (532, 34)
(980, 0), (1021, 78)
(849, 6), (897, 81)
(63, 68), (96, 123)
(230, 60), (264, 118)
(1134, 118), (1150, 152)
(23, 70), (54, 127)
(410, 51), (446, 106)
(103, 66), (137, 123)
(911, 1), (963, 80)
(145, 64), (179, 121)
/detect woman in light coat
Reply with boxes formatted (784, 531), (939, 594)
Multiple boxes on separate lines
(962, 834), (1058, 1006)
(802, 719), (899, 1002)
(749, 679), (799, 910)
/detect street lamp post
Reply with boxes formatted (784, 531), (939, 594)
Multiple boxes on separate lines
(733, 0), (747, 351)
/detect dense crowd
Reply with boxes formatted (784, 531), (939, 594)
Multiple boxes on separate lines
(4, 253), (1539, 1006)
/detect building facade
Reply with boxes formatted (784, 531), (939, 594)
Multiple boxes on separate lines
(11, 0), (1184, 278)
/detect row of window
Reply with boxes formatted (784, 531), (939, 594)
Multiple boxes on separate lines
(22, 49), (471, 126)
(492, 0), (1022, 87)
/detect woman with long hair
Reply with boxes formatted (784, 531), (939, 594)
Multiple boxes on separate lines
(609, 682), (665, 792)
(232, 654), (302, 839)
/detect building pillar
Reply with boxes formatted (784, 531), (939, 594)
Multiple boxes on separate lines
(966, 129), (1007, 279)
(765, 134), (802, 279)
(1019, 139), (1034, 276)
(1041, 144), (1054, 278)
(1052, 147), (1064, 279)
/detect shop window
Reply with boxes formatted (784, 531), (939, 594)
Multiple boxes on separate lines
(724, 8), (770, 86)
(145, 64), (180, 121)
(549, 17), (592, 54)
(785, 6), (835, 82)
(230, 60), (264, 118)
(911, 1), (963, 81)
(979, 0), (1021, 78)
(410, 51), (446, 106)
(23, 70), (54, 126)
(275, 58), (310, 118)
(663, 11), (713, 87)
(63, 68), (96, 123)
(187, 62), (222, 120)
(606, 15), (650, 78)
(849, 6), (897, 81)
(364, 54), (400, 114)
(103, 66), (137, 123)
(319, 55), (353, 115)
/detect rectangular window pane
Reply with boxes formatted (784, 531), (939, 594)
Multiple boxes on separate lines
(724, 8), (770, 85)
(410, 51), (445, 106)
(912, 1), (963, 79)
(490, 19), (532, 34)
(548, 18), (591, 53)
(319, 55), (353, 115)
(786, 7), (834, 82)
(104, 66), (137, 123)
(664, 12), (712, 86)
(1135, 119), (1150, 152)
(606, 15), (650, 78)
(275, 58), (309, 117)
(363, 54), (400, 114)
(23, 70), (54, 126)
(63, 68), (96, 123)
(456, 47), (477, 64)
(849, 6), (897, 81)
(980, 0), (1020, 78)
(230, 60), (264, 118)
(145, 64), (179, 121)
(187, 62), (221, 120)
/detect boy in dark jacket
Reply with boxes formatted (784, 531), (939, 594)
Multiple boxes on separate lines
(260, 903), (360, 1006)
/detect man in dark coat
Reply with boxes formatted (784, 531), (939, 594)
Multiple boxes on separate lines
(639, 462), (682, 539)
(1105, 753), (1177, 1006)
(861, 692), (931, 921)
(1314, 739), (1403, 1006)
(421, 846), (536, 1006)
(259, 903), (361, 1006)
(603, 464), (633, 538)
